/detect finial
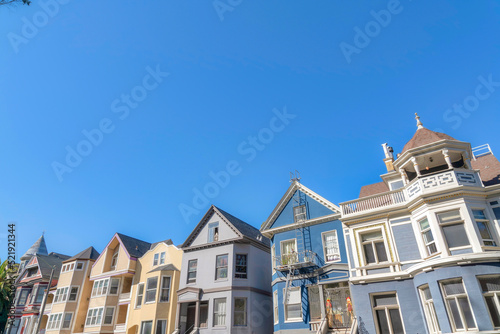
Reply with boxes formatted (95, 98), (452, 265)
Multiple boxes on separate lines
(415, 113), (424, 129)
(42, 230), (45, 236)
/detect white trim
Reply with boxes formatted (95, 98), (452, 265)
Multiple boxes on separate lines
(371, 292), (405, 334)
(159, 275), (172, 303)
(439, 278), (477, 331)
(321, 230), (341, 263)
(61, 312), (74, 329)
(155, 319), (168, 334)
(232, 297), (248, 327)
(103, 306), (115, 325)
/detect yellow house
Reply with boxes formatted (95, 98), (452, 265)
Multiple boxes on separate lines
(85, 233), (152, 334)
(126, 239), (182, 334)
(42, 247), (100, 334)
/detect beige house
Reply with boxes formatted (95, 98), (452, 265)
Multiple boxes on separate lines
(126, 239), (182, 334)
(42, 247), (100, 334)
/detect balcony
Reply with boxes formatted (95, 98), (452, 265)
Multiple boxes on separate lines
(114, 324), (126, 333)
(118, 292), (131, 303)
(273, 250), (317, 271)
(43, 303), (52, 314)
(340, 169), (482, 217)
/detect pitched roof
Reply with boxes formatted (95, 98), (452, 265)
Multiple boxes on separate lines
(116, 233), (151, 258)
(401, 128), (456, 153)
(21, 234), (48, 260)
(36, 252), (70, 278)
(471, 153), (500, 186)
(150, 239), (174, 250)
(147, 264), (179, 273)
(64, 246), (100, 263)
(359, 181), (390, 198)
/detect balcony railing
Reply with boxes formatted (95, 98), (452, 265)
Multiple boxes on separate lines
(340, 169), (482, 217)
(273, 250), (317, 271)
(43, 303), (52, 313)
(118, 292), (131, 302)
(114, 324), (126, 333)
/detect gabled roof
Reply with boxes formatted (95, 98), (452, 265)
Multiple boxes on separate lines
(260, 181), (340, 231)
(182, 205), (269, 248)
(64, 246), (100, 263)
(150, 239), (174, 250)
(21, 234), (48, 260)
(116, 233), (152, 258)
(401, 128), (456, 154)
(147, 264), (179, 273)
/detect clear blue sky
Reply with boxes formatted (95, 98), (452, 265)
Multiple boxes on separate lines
(1, 0), (500, 260)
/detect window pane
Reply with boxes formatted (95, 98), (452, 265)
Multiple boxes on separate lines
(389, 309), (404, 334)
(479, 277), (500, 292)
(438, 210), (461, 223)
(373, 294), (397, 307)
(156, 320), (166, 334)
(427, 243), (437, 255)
(476, 221), (493, 240)
(442, 224), (470, 248)
(421, 286), (432, 301)
(363, 244), (376, 264)
(458, 297), (476, 329)
(362, 231), (382, 242)
(448, 299), (464, 330)
(485, 296), (500, 327)
(286, 304), (301, 319)
(419, 218), (430, 230)
(423, 230), (434, 244)
(141, 321), (152, 334)
(492, 207), (500, 220)
(473, 209), (486, 220)
(376, 310), (390, 333)
(375, 241), (388, 262)
(443, 281), (465, 296)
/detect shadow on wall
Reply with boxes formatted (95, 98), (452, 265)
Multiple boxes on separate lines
(358, 316), (369, 334)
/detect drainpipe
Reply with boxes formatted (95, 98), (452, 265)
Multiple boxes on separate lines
(34, 266), (55, 334)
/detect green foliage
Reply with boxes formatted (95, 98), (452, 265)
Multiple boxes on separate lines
(0, 259), (18, 331)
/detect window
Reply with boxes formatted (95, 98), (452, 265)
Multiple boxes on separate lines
(208, 222), (219, 242)
(440, 279), (476, 331)
(145, 277), (158, 303)
(110, 248), (119, 270)
(160, 276), (171, 302)
(361, 230), (388, 265)
(85, 308), (103, 327)
(91, 278), (109, 297)
(153, 253), (159, 266)
(187, 260), (197, 284)
(69, 263), (74, 271)
(372, 293), (404, 334)
(213, 298), (227, 326)
(273, 291), (279, 324)
(54, 287), (69, 303)
(271, 245), (276, 273)
(62, 313), (72, 329)
(47, 313), (63, 330)
(159, 252), (166, 265)
(26, 267), (38, 277)
(109, 278), (120, 295)
(18, 289), (29, 306)
(216, 254), (228, 280)
(284, 287), (302, 321)
(136, 283), (144, 308)
(103, 307), (114, 325)
(490, 200), (500, 220)
(156, 320), (167, 334)
(437, 210), (470, 249)
(76, 262), (84, 270)
(235, 254), (247, 279)
(293, 205), (307, 223)
(389, 180), (404, 190)
(281, 239), (298, 265)
(472, 209), (497, 246)
(234, 298), (247, 326)
(418, 285), (440, 334)
(478, 276), (500, 328)
(35, 285), (46, 303)
(68, 286), (79, 301)
(418, 218), (437, 256)
(322, 230), (341, 262)
(140, 321), (153, 334)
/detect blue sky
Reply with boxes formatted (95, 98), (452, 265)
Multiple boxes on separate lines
(1, 0), (500, 260)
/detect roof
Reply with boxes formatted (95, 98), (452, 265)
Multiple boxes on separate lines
(359, 181), (390, 198)
(116, 233), (152, 258)
(401, 128), (456, 154)
(471, 153), (500, 186)
(150, 239), (174, 250)
(21, 234), (48, 260)
(64, 246), (100, 263)
(36, 252), (70, 278)
(147, 264), (179, 273)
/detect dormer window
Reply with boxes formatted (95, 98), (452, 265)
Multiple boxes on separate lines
(110, 248), (119, 270)
(208, 222), (219, 243)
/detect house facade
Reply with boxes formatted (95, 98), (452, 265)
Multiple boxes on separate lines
(260, 180), (352, 334)
(173, 205), (273, 334)
(339, 115), (500, 334)
(41, 247), (100, 334)
(126, 239), (182, 334)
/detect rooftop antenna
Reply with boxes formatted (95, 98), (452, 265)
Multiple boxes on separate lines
(415, 113), (424, 129)
(289, 170), (301, 183)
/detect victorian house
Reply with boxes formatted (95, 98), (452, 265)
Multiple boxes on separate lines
(173, 205), (272, 334)
(260, 179), (352, 334)
(339, 115), (500, 333)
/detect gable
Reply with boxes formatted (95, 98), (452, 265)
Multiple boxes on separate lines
(28, 257), (38, 266)
(269, 190), (336, 229)
(190, 210), (240, 247)
(91, 236), (131, 276)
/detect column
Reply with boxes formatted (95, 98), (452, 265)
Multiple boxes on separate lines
(463, 151), (472, 169)
(442, 149), (453, 169)
(399, 168), (409, 185)
(194, 300), (200, 330)
(174, 302), (181, 330)
(411, 157), (421, 176)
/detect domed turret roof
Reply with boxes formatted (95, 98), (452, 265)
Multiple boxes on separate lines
(401, 114), (456, 154)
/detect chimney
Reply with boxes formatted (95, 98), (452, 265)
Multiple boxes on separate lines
(382, 143), (395, 172)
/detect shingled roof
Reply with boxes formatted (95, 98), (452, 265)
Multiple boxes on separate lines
(359, 181), (390, 198)
(150, 239), (174, 250)
(36, 252), (70, 278)
(64, 246), (100, 263)
(471, 153), (500, 186)
(402, 128), (456, 154)
(215, 206), (269, 247)
(21, 234), (48, 260)
(116, 233), (152, 258)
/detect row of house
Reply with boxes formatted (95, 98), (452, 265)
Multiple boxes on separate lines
(5, 115), (500, 334)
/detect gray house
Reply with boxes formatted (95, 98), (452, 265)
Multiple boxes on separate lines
(173, 205), (273, 334)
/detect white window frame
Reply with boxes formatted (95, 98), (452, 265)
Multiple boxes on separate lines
(436, 209), (471, 251)
(145, 277), (158, 304)
(208, 222), (219, 243)
(155, 319), (168, 334)
(91, 278), (109, 297)
(54, 286), (69, 303)
(159, 252), (166, 265)
(153, 253), (159, 266)
(477, 275), (500, 329)
(110, 248), (119, 270)
(440, 278), (477, 331)
(109, 278), (120, 295)
(359, 227), (390, 266)
(293, 205), (307, 223)
(18, 289), (29, 306)
(472, 208), (497, 247)
(85, 307), (104, 327)
(34, 285), (46, 304)
(61, 312), (73, 329)
(388, 179), (404, 191)
(103, 306), (115, 325)
(283, 287), (302, 322)
(273, 290), (279, 324)
(418, 217), (438, 256)
(322, 230), (341, 263)
(271, 245), (276, 274)
(75, 261), (84, 270)
(215, 254), (229, 281)
(213, 298), (227, 327)
(234, 254), (247, 279)
(140, 320), (153, 334)
(187, 259), (197, 284)
(371, 292), (405, 334)
(47, 313), (63, 331)
(136, 283), (145, 308)
(233, 297), (247, 327)
(280, 238), (298, 266)
(418, 285), (440, 334)
(68, 286), (79, 302)
(159, 276), (171, 303)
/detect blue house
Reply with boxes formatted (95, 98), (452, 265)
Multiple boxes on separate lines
(260, 178), (353, 334)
